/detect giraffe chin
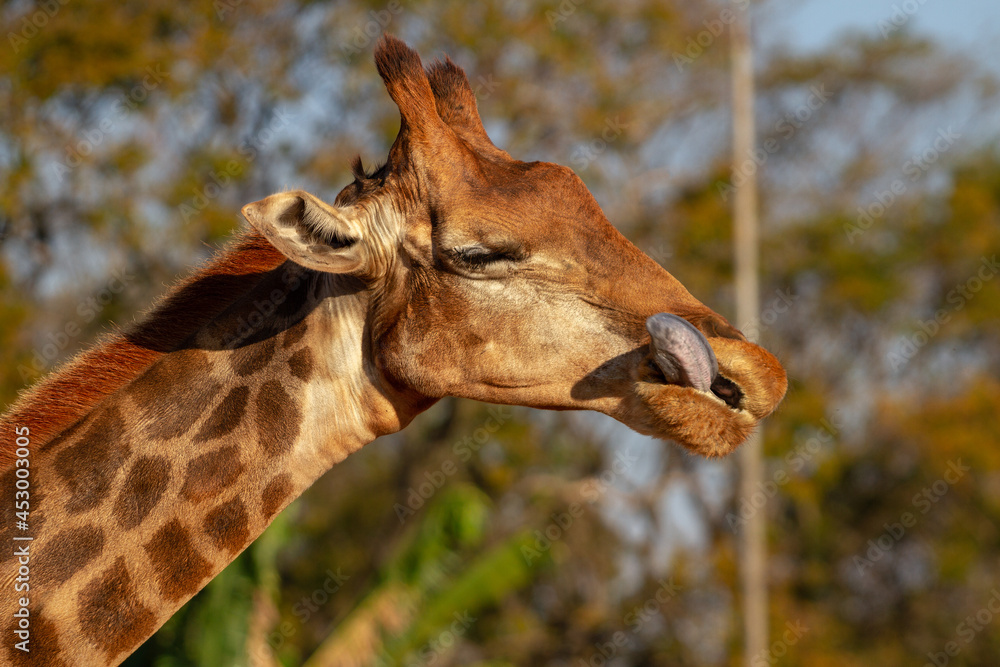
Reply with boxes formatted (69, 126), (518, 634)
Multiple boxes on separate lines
(632, 379), (757, 458)
(630, 337), (787, 458)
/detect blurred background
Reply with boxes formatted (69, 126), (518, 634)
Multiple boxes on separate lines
(2, 0), (1000, 665)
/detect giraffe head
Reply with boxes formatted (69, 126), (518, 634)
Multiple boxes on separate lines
(242, 35), (786, 457)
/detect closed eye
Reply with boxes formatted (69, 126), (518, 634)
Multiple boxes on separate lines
(450, 245), (524, 267)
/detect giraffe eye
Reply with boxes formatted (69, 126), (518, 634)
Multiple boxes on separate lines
(451, 245), (523, 267)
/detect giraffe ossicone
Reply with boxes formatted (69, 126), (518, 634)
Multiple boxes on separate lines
(0, 34), (786, 666)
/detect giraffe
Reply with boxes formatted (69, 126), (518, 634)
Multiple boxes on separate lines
(0, 35), (787, 666)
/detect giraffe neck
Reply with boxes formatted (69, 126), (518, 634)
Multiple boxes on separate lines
(1, 261), (417, 666)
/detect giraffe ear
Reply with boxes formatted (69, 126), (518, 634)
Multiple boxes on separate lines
(241, 190), (370, 275)
(426, 56), (509, 161)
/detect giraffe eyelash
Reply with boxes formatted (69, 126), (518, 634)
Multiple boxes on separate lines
(450, 245), (524, 266)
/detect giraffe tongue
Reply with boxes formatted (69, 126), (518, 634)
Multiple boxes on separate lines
(645, 313), (718, 393)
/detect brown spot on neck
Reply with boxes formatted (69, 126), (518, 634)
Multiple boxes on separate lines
(194, 385), (250, 442)
(78, 557), (158, 662)
(230, 337), (277, 377)
(288, 347), (314, 381)
(203, 497), (250, 554)
(4, 609), (67, 667)
(54, 405), (130, 514)
(261, 473), (293, 520)
(255, 381), (301, 459)
(34, 525), (104, 588)
(114, 455), (171, 530)
(180, 444), (244, 504)
(143, 519), (213, 602)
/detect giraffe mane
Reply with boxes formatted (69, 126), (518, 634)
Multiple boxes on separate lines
(0, 229), (286, 467)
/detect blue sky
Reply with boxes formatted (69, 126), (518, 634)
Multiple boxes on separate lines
(764, 0), (1000, 63)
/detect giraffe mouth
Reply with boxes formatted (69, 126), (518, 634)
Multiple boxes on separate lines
(645, 314), (744, 410)
(629, 320), (786, 457)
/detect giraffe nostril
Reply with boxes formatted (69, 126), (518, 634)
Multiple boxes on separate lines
(710, 375), (743, 409)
